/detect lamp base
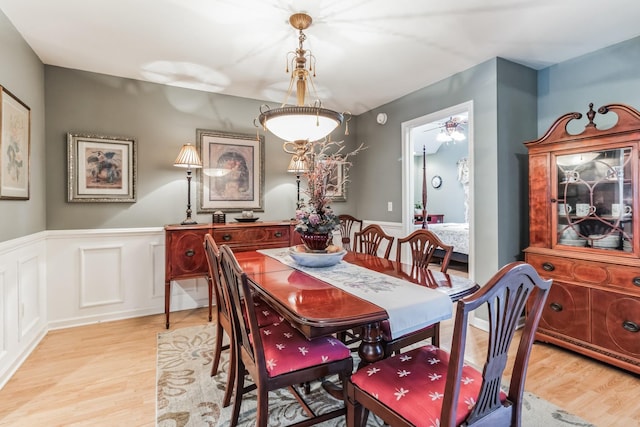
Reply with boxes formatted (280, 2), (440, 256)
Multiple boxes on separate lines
(180, 218), (198, 225)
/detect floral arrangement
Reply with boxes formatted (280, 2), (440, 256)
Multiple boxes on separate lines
(294, 139), (365, 235)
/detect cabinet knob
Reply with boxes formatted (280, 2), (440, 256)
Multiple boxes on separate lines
(274, 231), (282, 238)
(549, 302), (563, 312)
(223, 234), (232, 241)
(542, 262), (555, 272)
(622, 320), (639, 333)
(185, 249), (195, 257)
(633, 277), (640, 287)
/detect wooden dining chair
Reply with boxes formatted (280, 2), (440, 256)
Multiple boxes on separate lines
(346, 262), (552, 427)
(353, 224), (394, 259)
(339, 214), (363, 251)
(383, 229), (455, 353)
(396, 228), (454, 271)
(203, 234), (281, 407)
(218, 244), (354, 427)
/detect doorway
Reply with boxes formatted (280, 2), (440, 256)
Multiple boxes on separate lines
(401, 100), (474, 279)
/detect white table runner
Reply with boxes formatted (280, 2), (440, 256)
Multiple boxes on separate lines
(257, 248), (453, 339)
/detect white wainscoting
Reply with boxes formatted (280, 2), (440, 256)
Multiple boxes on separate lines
(0, 232), (47, 390)
(0, 227), (211, 389)
(46, 227), (210, 329)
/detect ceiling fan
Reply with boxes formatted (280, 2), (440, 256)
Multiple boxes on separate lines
(423, 116), (468, 142)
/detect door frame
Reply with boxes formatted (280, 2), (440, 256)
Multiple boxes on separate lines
(401, 100), (475, 279)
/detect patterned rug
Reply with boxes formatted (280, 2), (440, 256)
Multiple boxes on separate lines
(156, 324), (596, 427)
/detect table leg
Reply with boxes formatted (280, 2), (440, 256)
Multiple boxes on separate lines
(358, 321), (383, 368)
(164, 280), (171, 329)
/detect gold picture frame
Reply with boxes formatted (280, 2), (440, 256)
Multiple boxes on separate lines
(67, 132), (137, 202)
(197, 129), (264, 213)
(0, 86), (31, 200)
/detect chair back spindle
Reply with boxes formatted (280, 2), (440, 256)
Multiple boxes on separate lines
(354, 224), (394, 259)
(339, 214), (363, 251)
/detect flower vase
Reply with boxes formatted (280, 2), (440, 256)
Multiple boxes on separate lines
(299, 232), (332, 252)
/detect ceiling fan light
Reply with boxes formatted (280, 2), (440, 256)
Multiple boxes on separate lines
(436, 130), (452, 142)
(451, 130), (466, 141)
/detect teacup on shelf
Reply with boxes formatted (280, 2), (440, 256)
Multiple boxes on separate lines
(575, 203), (595, 217)
(612, 203), (632, 217)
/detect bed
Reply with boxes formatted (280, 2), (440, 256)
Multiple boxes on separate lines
(414, 222), (469, 264)
(415, 149), (469, 265)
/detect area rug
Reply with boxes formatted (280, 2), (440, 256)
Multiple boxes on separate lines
(156, 324), (596, 427)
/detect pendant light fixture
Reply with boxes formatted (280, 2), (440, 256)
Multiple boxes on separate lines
(257, 13), (348, 148)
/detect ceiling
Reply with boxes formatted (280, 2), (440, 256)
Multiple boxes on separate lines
(1, 0), (639, 116)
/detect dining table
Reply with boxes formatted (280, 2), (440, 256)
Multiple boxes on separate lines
(233, 248), (479, 366)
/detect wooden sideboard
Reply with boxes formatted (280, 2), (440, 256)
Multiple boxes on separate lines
(164, 221), (298, 328)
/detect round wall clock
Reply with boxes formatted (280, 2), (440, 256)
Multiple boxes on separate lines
(431, 175), (442, 189)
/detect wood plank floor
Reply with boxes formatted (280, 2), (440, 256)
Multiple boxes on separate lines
(0, 307), (638, 426)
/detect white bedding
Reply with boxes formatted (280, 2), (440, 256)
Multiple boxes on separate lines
(415, 222), (469, 255)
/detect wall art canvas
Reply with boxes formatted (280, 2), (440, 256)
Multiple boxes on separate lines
(0, 86), (30, 200)
(197, 129), (264, 212)
(67, 132), (137, 202)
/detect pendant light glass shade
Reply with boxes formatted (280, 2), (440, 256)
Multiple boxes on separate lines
(259, 106), (343, 143)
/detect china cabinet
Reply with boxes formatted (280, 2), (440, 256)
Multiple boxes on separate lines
(524, 103), (640, 374)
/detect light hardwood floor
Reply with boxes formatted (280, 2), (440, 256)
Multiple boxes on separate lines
(0, 307), (638, 426)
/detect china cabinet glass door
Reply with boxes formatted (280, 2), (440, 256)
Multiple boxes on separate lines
(554, 147), (633, 252)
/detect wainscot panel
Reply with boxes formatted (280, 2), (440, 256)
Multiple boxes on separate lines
(0, 232), (47, 390)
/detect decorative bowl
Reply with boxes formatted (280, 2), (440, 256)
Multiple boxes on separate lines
(289, 246), (347, 268)
(234, 217), (260, 222)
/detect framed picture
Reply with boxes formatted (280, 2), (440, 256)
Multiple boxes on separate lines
(0, 86), (31, 200)
(326, 161), (347, 202)
(67, 132), (137, 202)
(197, 129), (264, 213)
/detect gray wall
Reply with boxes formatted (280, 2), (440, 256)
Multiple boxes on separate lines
(413, 140), (468, 223)
(350, 58), (537, 282)
(496, 58), (538, 263)
(0, 12), (46, 241)
(538, 36), (640, 134)
(44, 66), (358, 230)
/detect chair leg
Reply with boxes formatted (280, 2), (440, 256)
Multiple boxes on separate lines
(256, 383), (269, 427)
(229, 359), (244, 427)
(210, 323), (224, 377)
(347, 390), (368, 427)
(222, 338), (235, 407)
(432, 323), (440, 347)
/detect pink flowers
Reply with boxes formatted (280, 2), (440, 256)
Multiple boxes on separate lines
(294, 140), (365, 235)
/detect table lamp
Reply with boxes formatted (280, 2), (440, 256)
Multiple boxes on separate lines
(287, 155), (310, 209)
(174, 143), (202, 224)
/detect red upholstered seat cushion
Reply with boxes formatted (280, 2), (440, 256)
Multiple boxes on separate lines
(253, 298), (282, 327)
(381, 319), (435, 341)
(350, 345), (506, 426)
(259, 321), (351, 377)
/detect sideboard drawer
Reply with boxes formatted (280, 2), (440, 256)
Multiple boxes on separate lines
(607, 266), (640, 294)
(213, 225), (290, 251)
(526, 253), (575, 281)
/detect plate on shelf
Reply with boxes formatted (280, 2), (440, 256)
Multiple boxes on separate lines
(289, 246), (347, 268)
(234, 217), (260, 223)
